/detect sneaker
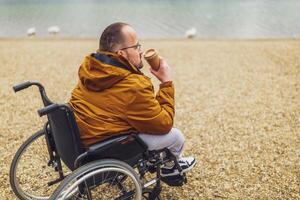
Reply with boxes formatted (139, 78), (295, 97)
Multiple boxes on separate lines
(161, 157), (196, 177)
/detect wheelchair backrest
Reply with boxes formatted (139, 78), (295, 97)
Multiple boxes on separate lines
(47, 105), (84, 170)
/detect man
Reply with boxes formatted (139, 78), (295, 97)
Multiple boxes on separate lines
(69, 22), (195, 176)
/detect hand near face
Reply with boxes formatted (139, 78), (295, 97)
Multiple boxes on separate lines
(150, 57), (172, 83)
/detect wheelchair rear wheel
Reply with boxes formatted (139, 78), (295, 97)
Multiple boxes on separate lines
(9, 129), (69, 200)
(50, 159), (142, 200)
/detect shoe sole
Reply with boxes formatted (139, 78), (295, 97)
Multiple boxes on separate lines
(161, 159), (197, 177)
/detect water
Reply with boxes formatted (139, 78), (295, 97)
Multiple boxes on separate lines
(0, 0), (300, 38)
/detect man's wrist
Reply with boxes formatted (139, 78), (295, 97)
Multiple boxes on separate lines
(160, 81), (173, 87)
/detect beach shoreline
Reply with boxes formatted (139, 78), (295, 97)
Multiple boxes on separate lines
(1, 37), (300, 41)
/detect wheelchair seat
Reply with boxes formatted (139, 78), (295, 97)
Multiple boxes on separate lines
(38, 103), (147, 170)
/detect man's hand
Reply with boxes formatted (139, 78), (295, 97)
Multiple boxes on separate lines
(150, 57), (172, 83)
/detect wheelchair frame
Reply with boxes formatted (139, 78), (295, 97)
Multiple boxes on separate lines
(10, 81), (188, 200)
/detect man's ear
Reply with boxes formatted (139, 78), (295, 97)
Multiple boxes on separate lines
(116, 50), (127, 59)
(116, 50), (123, 56)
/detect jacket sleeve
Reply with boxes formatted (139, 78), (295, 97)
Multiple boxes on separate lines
(125, 80), (175, 134)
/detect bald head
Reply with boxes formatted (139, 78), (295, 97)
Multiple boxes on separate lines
(99, 22), (129, 52)
(99, 22), (143, 68)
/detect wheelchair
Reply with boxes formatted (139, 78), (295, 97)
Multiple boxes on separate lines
(10, 81), (189, 200)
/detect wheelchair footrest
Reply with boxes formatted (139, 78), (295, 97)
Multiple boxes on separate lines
(161, 174), (187, 187)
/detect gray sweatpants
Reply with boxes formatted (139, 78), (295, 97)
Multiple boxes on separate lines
(138, 128), (185, 159)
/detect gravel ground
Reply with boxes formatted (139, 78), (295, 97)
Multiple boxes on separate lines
(0, 39), (299, 199)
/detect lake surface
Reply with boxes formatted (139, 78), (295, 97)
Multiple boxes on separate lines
(0, 0), (300, 38)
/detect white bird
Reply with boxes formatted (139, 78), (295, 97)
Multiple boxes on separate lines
(185, 27), (197, 39)
(27, 27), (36, 37)
(47, 26), (60, 35)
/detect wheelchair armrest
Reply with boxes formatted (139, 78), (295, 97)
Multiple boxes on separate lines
(87, 135), (129, 153)
(87, 134), (148, 154)
(74, 134), (148, 169)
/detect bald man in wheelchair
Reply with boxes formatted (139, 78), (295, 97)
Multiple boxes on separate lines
(69, 22), (196, 177)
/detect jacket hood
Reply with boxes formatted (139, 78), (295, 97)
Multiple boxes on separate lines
(78, 51), (142, 92)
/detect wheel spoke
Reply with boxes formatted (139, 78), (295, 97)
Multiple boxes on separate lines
(50, 160), (142, 200)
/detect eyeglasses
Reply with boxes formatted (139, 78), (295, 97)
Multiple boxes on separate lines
(119, 42), (141, 51)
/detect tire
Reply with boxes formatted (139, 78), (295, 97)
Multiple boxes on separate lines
(9, 129), (69, 200)
(50, 159), (142, 200)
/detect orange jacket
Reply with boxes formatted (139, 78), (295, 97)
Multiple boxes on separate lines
(69, 51), (174, 146)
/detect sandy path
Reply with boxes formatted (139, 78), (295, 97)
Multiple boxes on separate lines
(0, 39), (299, 199)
